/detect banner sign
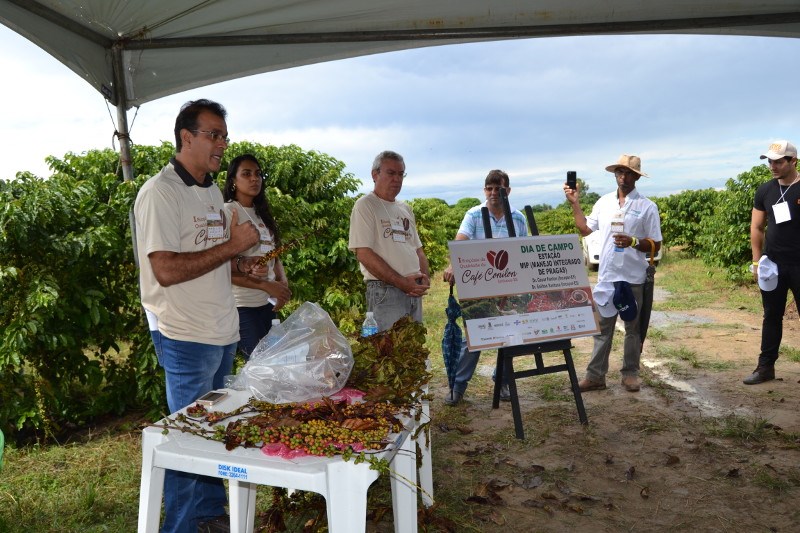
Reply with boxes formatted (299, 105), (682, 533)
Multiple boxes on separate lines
(448, 234), (600, 350)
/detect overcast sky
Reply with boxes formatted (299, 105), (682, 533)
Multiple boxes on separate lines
(1, 25), (797, 208)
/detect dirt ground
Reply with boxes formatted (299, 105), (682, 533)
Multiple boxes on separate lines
(424, 292), (800, 532)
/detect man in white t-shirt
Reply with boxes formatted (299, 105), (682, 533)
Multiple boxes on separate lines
(563, 155), (662, 394)
(348, 150), (430, 331)
(134, 99), (261, 533)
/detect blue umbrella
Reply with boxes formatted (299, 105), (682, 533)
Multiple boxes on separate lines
(442, 284), (463, 392)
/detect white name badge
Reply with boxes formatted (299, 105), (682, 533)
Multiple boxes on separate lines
(391, 221), (406, 242)
(773, 201), (792, 224)
(207, 207), (223, 240)
(259, 229), (270, 253)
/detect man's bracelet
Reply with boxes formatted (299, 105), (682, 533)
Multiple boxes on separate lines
(236, 256), (245, 273)
(630, 236), (638, 249)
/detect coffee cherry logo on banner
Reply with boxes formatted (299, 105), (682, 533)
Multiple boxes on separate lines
(486, 250), (509, 270)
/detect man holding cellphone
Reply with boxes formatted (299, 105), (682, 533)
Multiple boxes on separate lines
(563, 156), (662, 393)
(134, 99), (261, 533)
(442, 170), (528, 405)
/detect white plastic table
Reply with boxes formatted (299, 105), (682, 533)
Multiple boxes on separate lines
(137, 390), (420, 533)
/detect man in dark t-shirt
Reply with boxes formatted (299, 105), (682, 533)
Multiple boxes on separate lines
(745, 140), (800, 385)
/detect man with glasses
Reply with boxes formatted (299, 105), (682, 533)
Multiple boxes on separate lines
(564, 155), (662, 393)
(442, 170), (528, 405)
(134, 99), (261, 533)
(744, 140), (800, 385)
(349, 150), (430, 331)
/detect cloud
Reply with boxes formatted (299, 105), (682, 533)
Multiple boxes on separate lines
(0, 27), (796, 213)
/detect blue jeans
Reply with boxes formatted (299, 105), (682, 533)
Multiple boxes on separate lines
(150, 330), (236, 533)
(450, 338), (506, 395)
(366, 280), (423, 332)
(585, 283), (644, 382)
(759, 261), (800, 367)
(237, 303), (276, 360)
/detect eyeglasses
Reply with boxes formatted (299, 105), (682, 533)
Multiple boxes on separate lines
(383, 169), (407, 178)
(484, 186), (506, 193)
(191, 129), (230, 144)
(614, 169), (636, 178)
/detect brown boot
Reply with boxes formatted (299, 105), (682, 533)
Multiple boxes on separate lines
(622, 375), (641, 392)
(743, 366), (775, 385)
(578, 378), (606, 392)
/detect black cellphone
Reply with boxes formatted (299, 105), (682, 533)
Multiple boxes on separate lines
(567, 171), (577, 190)
(196, 390), (228, 407)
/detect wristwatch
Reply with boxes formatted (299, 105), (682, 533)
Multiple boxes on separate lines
(749, 262), (758, 274)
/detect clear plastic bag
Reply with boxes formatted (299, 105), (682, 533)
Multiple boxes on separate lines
(229, 302), (354, 403)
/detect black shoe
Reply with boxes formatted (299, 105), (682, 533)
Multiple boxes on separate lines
(499, 384), (511, 402)
(444, 390), (463, 406)
(743, 366), (775, 385)
(198, 515), (230, 533)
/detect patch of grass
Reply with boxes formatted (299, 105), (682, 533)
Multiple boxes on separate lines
(706, 415), (772, 443)
(779, 344), (800, 363)
(654, 345), (733, 371)
(646, 327), (666, 342)
(699, 359), (737, 371)
(752, 466), (800, 492)
(654, 251), (761, 313)
(776, 430), (800, 449)
(657, 345), (700, 365)
(639, 368), (671, 399)
(626, 412), (676, 434)
(0, 432), (141, 531)
(531, 374), (573, 403)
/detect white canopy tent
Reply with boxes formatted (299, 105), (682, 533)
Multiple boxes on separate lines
(2, 0), (799, 183)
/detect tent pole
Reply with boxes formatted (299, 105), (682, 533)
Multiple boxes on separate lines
(111, 44), (139, 265)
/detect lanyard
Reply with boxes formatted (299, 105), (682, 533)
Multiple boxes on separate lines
(192, 186), (213, 205)
(776, 175), (800, 204)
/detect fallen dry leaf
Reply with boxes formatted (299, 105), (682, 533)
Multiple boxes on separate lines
(487, 478), (512, 491)
(640, 486), (650, 499)
(664, 452), (680, 466)
(521, 499), (555, 516)
(626, 466), (636, 480)
(564, 502), (585, 514)
(518, 475), (543, 489)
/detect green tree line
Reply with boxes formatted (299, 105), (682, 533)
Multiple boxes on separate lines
(0, 143), (779, 439)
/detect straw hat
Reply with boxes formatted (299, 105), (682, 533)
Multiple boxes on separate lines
(605, 155), (649, 177)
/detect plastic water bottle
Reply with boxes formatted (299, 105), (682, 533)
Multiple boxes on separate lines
(361, 311), (378, 337)
(258, 319), (286, 352)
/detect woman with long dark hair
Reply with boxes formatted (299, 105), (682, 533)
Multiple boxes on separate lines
(223, 154), (291, 359)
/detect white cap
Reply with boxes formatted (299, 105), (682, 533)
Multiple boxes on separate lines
(760, 140), (797, 161)
(757, 256), (778, 291)
(366, 311), (374, 318)
(592, 282), (618, 318)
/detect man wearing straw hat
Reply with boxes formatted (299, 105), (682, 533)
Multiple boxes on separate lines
(564, 155), (662, 393)
(744, 140), (800, 385)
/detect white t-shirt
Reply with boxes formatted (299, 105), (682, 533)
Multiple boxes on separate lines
(134, 161), (239, 345)
(223, 201), (277, 308)
(348, 192), (423, 281)
(586, 188), (662, 285)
